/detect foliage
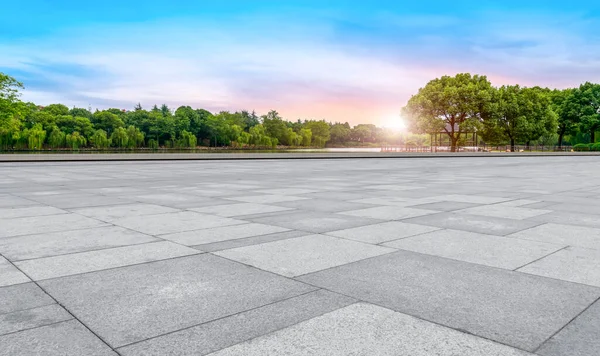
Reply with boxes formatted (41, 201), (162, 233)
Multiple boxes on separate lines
(110, 127), (129, 148)
(66, 131), (86, 150)
(48, 127), (66, 148)
(90, 130), (111, 149)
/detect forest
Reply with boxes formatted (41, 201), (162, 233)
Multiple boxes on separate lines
(1, 72), (599, 152)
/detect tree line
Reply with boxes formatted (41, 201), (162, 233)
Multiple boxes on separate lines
(402, 73), (600, 152)
(0, 72), (422, 151)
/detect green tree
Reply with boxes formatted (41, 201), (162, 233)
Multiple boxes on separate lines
(0, 73), (26, 148)
(262, 110), (291, 145)
(90, 130), (110, 149)
(177, 130), (197, 148)
(300, 128), (312, 146)
(304, 120), (331, 147)
(576, 83), (600, 143)
(402, 73), (494, 152)
(126, 125), (145, 148)
(56, 116), (94, 137)
(110, 127), (129, 148)
(69, 107), (93, 119)
(48, 127), (66, 148)
(92, 111), (124, 135)
(330, 123), (351, 144)
(43, 104), (69, 116)
(27, 124), (46, 150)
(66, 131), (86, 149)
(551, 89), (579, 148)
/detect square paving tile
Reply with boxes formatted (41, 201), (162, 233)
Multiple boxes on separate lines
(297, 250), (600, 351)
(456, 205), (551, 220)
(0, 256), (30, 286)
(0, 226), (159, 261)
(194, 230), (309, 253)
(39, 254), (316, 347)
(338, 206), (437, 220)
(0, 320), (116, 356)
(111, 211), (244, 235)
(191, 203), (293, 217)
(509, 223), (600, 250)
(404, 212), (542, 236)
(383, 229), (564, 270)
(536, 299), (600, 356)
(118, 290), (356, 356)
(0, 304), (72, 335)
(325, 221), (440, 244)
(161, 223), (290, 245)
(518, 247), (600, 287)
(0, 206), (67, 219)
(71, 203), (179, 222)
(0, 214), (108, 238)
(215, 234), (395, 277)
(528, 211), (600, 229)
(247, 211), (382, 233)
(408, 201), (482, 212)
(16, 241), (200, 280)
(273, 198), (375, 213)
(0, 283), (54, 314)
(225, 195), (308, 204)
(207, 303), (531, 356)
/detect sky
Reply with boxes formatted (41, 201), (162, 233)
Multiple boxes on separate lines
(1, 1), (600, 127)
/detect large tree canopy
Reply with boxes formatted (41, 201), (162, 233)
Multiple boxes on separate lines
(402, 73), (494, 151)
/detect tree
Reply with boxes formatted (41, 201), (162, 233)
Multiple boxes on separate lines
(92, 111), (124, 135)
(0, 73), (25, 147)
(177, 130), (197, 148)
(576, 83), (600, 143)
(69, 107), (93, 119)
(42, 104), (69, 116)
(300, 128), (312, 146)
(402, 73), (494, 152)
(262, 110), (291, 145)
(126, 125), (145, 148)
(330, 123), (351, 144)
(110, 127), (129, 148)
(66, 131), (86, 149)
(304, 120), (331, 147)
(48, 126), (66, 148)
(27, 124), (46, 150)
(90, 130), (110, 149)
(551, 89), (579, 149)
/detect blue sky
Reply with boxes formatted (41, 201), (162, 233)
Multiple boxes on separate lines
(2, 1), (599, 126)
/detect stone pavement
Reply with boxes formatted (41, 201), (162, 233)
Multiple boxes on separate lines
(0, 156), (599, 355)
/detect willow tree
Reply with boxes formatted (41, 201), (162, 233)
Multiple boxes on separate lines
(402, 73), (494, 152)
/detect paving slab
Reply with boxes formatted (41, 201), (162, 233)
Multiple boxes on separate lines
(0, 320), (117, 356)
(161, 223), (290, 245)
(518, 247), (600, 287)
(215, 234), (395, 277)
(528, 211), (600, 229)
(404, 212), (542, 236)
(194, 230), (309, 252)
(297, 250), (600, 351)
(456, 205), (551, 220)
(408, 200), (482, 211)
(39, 254), (316, 347)
(16, 241), (200, 280)
(119, 290), (356, 356)
(0, 226), (159, 261)
(325, 221), (440, 244)
(0, 206), (67, 219)
(338, 206), (438, 220)
(0, 283), (54, 314)
(111, 211), (244, 235)
(191, 203), (293, 217)
(509, 223), (600, 250)
(273, 198), (375, 213)
(224, 195), (308, 204)
(536, 299), (600, 356)
(247, 211), (383, 233)
(0, 213), (108, 238)
(71, 203), (179, 222)
(383, 229), (564, 270)
(0, 255), (30, 286)
(28, 193), (133, 209)
(207, 303), (532, 356)
(0, 304), (72, 335)
(0, 195), (38, 208)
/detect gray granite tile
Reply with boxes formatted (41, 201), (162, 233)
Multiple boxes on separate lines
(16, 241), (200, 280)
(0, 304), (72, 335)
(111, 211), (245, 235)
(0, 206), (67, 219)
(191, 203), (293, 217)
(383, 229), (564, 269)
(71, 203), (179, 222)
(247, 211), (383, 233)
(456, 205), (551, 220)
(297, 250), (600, 351)
(215, 234), (395, 277)
(338, 206), (438, 220)
(0, 256), (30, 286)
(509, 223), (600, 250)
(161, 223), (290, 245)
(408, 201), (482, 212)
(404, 212), (542, 236)
(207, 303), (532, 356)
(0, 226), (159, 261)
(119, 290), (356, 356)
(273, 198), (375, 213)
(0, 283), (54, 314)
(194, 230), (309, 252)
(0, 320), (117, 355)
(39, 254), (316, 347)
(326, 221), (440, 244)
(537, 299), (600, 356)
(0, 214), (108, 238)
(518, 247), (600, 287)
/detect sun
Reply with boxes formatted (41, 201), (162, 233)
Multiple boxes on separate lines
(382, 116), (407, 131)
